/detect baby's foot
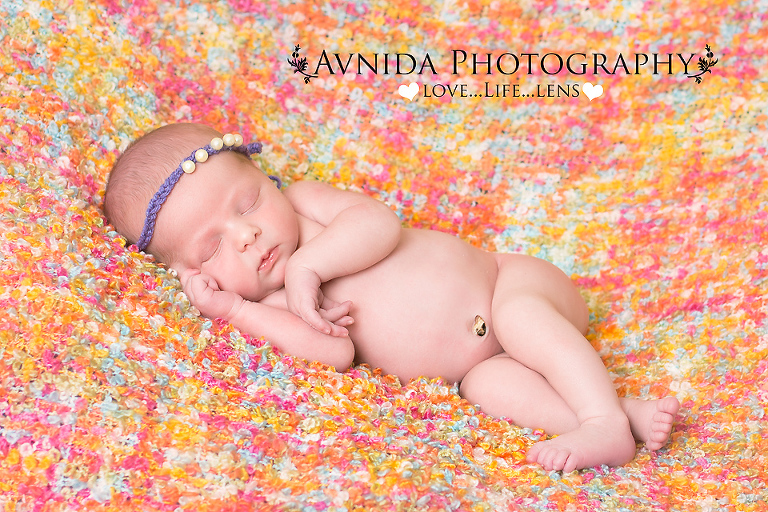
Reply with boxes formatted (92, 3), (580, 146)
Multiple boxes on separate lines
(622, 396), (680, 450)
(526, 415), (636, 472)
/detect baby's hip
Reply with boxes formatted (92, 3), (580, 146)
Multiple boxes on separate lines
(490, 253), (589, 335)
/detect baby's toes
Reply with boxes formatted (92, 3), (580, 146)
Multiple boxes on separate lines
(562, 454), (582, 474)
(659, 396), (681, 415)
(537, 448), (558, 470)
(654, 410), (675, 426)
(652, 414), (674, 434)
(549, 448), (572, 472)
(647, 425), (673, 450)
(534, 444), (566, 471)
(526, 442), (545, 464)
(646, 439), (664, 451)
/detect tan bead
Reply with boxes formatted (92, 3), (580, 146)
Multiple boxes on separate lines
(194, 148), (209, 162)
(233, 134), (243, 146)
(182, 160), (196, 174)
(222, 133), (235, 147)
(210, 137), (224, 150)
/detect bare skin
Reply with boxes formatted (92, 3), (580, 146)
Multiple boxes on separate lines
(460, 354), (680, 471)
(115, 123), (680, 472)
(624, 396), (681, 451)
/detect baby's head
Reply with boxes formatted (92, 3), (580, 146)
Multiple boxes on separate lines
(105, 123), (224, 259)
(105, 123), (298, 301)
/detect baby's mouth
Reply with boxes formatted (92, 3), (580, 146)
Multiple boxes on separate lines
(258, 247), (277, 272)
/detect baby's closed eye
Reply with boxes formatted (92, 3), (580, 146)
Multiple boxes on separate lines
(240, 192), (260, 215)
(201, 238), (221, 263)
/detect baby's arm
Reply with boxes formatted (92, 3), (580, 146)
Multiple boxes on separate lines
(282, 180), (402, 333)
(183, 271), (355, 370)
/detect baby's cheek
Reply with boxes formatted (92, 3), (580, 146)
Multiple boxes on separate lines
(224, 268), (263, 301)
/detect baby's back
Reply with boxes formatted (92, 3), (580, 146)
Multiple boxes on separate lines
(322, 228), (503, 383)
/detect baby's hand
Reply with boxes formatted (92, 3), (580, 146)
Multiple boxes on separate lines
(318, 296), (354, 330)
(285, 265), (352, 337)
(180, 270), (244, 320)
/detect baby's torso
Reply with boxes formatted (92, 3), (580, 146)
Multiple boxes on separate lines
(298, 218), (504, 382)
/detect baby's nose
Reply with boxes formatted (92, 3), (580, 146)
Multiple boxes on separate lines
(233, 221), (260, 250)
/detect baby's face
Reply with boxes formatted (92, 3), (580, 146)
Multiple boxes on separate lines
(153, 151), (299, 301)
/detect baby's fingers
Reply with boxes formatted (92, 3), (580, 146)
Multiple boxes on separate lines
(320, 295), (350, 311)
(305, 309), (349, 337)
(319, 300), (353, 323)
(299, 299), (333, 334)
(179, 268), (199, 291)
(333, 315), (354, 327)
(313, 316), (347, 337)
(326, 323), (349, 338)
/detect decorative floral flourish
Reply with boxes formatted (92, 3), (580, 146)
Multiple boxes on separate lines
(687, 44), (718, 84)
(287, 44), (317, 84)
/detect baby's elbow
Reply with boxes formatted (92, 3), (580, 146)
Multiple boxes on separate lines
(331, 337), (355, 372)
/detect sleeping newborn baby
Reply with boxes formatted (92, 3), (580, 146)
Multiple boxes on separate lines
(104, 123), (679, 472)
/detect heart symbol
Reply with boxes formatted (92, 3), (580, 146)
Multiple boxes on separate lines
(398, 82), (419, 101)
(583, 82), (603, 101)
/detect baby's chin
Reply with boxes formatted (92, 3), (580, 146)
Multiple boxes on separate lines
(241, 283), (283, 303)
(240, 289), (276, 302)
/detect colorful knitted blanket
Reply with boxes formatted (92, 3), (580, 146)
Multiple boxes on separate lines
(1, 1), (766, 510)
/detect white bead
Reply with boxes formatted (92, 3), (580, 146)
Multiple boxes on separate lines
(194, 148), (209, 162)
(182, 160), (196, 174)
(210, 137), (224, 150)
(223, 133), (235, 146)
(233, 134), (243, 146)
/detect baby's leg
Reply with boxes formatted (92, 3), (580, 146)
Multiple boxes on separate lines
(460, 354), (680, 448)
(490, 256), (635, 471)
(492, 298), (635, 471)
(461, 354), (580, 433)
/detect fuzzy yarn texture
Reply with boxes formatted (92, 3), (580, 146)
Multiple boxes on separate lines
(1, 1), (767, 511)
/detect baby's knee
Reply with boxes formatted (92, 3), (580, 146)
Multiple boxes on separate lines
(459, 355), (511, 403)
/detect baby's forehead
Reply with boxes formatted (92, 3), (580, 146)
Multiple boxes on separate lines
(175, 151), (259, 195)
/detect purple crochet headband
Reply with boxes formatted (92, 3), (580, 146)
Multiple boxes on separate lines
(136, 133), (282, 252)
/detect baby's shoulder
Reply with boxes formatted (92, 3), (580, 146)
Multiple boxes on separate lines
(283, 180), (352, 218)
(283, 180), (340, 203)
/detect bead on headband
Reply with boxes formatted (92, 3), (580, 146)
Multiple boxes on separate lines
(136, 133), (282, 252)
